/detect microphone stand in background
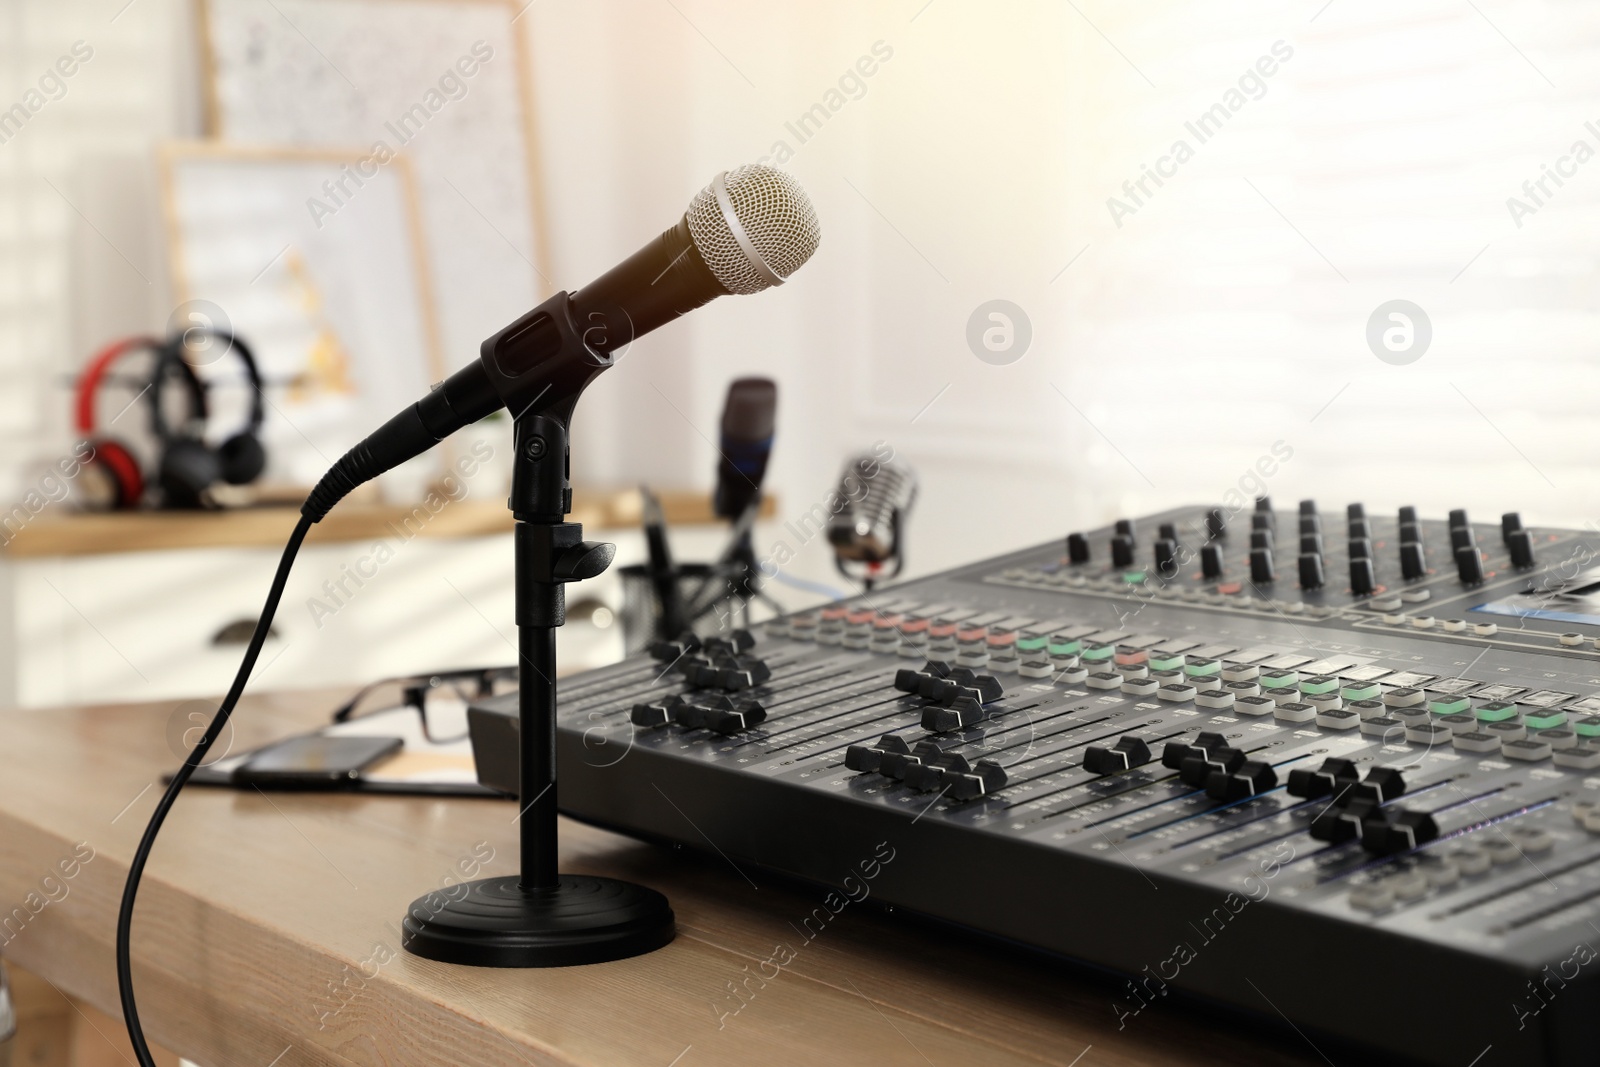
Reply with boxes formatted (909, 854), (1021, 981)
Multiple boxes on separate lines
(399, 291), (675, 968)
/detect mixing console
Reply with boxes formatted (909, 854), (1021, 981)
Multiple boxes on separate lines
(471, 501), (1600, 1066)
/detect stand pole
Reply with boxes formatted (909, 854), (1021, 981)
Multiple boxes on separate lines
(518, 615), (558, 891)
(400, 291), (675, 968)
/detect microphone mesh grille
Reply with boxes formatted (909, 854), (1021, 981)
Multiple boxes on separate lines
(687, 165), (821, 295)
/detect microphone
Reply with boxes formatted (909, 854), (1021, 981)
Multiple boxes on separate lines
(302, 165), (821, 520)
(827, 454), (917, 589)
(713, 377), (777, 521)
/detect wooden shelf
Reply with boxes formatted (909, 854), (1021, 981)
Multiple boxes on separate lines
(1, 488), (774, 558)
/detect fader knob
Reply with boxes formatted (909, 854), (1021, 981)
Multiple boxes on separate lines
(1350, 557), (1376, 597)
(1300, 533), (1323, 555)
(1250, 547), (1276, 584)
(1154, 539), (1178, 578)
(1111, 534), (1135, 568)
(1398, 505), (1417, 525)
(1347, 502), (1366, 521)
(1349, 538), (1373, 560)
(1448, 508), (1469, 530)
(1115, 518), (1136, 545)
(1066, 532), (1091, 564)
(1298, 515), (1321, 536)
(1400, 541), (1427, 581)
(1201, 543), (1224, 580)
(1456, 545), (1485, 585)
(1348, 518), (1371, 542)
(1251, 512), (1272, 532)
(1507, 528), (1536, 569)
(1254, 496), (1275, 529)
(1250, 530), (1273, 551)
(1501, 512), (1523, 542)
(1206, 508), (1227, 539)
(1451, 526), (1475, 552)
(1399, 522), (1422, 545)
(1159, 522), (1178, 543)
(1299, 553), (1325, 590)
(1299, 499), (1318, 517)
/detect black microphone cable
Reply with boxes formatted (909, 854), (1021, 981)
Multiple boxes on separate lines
(115, 513), (313, 1067)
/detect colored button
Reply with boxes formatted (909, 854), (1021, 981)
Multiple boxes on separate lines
(821, 606), (851, 621)
(987, 631), (1018, 649)
(1123, 570), (1147, 584)
(1342, 682), (1381, 702)
(958, 627), (989, 643)
(929, 623), (959, 639)
(1114, 647), (1149, 667)
(872, 614), (903, 630)
(1575, 716), (1600, 737)
(846, 609), (876, 625)
(1527, 709), (1569, 730)
(1261, 671), (1299, 690)
(1081, 643), (1115, 663)
(1184, 658), (1222, 679)
(899, 618), (930, 635)
(1048, 636), (1083, 656)
(1476, 701), (1520, 723)
(1300, 676), (1339, 696)
(1429, 695), (1471, 716)
(1017, 636), (1048, 653)
(1217, 582), (1242, 595)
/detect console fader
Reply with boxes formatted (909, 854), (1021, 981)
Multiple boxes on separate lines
(471, 500), (1600, 1066)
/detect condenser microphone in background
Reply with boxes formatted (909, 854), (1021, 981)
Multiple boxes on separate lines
(300, 165), (822, 521)
(713, 377), (777, 521)
(828, 454), (917, 591)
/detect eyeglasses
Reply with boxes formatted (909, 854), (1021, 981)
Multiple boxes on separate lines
(330, 666), (517, 744)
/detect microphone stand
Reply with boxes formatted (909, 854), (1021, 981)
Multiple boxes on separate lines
(400, 291), (675, 966)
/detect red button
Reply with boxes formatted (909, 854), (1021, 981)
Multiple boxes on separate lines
(929, 623), (959, 638)
(1114, 648), (1148, 667)
(958, 627), (989, 643)
(846, 609), (875, 625)
(987, 631), (1018, 648)
(1217, 582), (1242, 595)
(899, 617), (930, 635)
(821, 606), (851, 621)
(872, 614), (903, 630)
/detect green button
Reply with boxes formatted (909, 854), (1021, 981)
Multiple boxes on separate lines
(1261, 671), (1299, 690)
(1476, 701), (1520, 723)
(1527, 709), (1569, 730)
(1184, 659), (1221, 679)
(1300, 676), (1339, 696)
(1048, 638), (1082, 657)
(1123, 570), (1147, 584)
(1082, 644), (1115, 662)
(1149, 654), (1186, 671)
(1576, 716), (1600, 737)
(1017, 636), (1049, 653)
(1342, 682), (1381, 701)
(1430, 695), (1471, 716)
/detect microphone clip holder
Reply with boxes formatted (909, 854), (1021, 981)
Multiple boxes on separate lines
(399, 291), (675, 967)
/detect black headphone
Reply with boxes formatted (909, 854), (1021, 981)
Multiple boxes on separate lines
(146, 328), (267, 508)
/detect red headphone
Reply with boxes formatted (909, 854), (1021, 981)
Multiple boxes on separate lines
(74, 336), (167, 510)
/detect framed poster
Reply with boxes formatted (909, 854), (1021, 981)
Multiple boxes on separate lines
(159, 141), (446, 499)
(196, 0), (550, 370)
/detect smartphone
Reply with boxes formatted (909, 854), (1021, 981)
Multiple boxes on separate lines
(235, 734), (403, 788)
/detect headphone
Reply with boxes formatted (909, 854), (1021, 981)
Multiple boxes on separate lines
(146, 327), (267, 508)
(74, 335), (174, 510)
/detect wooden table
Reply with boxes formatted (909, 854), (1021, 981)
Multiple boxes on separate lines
(0, 692), (1325, 1066)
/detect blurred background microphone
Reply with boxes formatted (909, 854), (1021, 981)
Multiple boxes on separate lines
(713, 377), (777, 522)
(828, 453), (917, 592)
